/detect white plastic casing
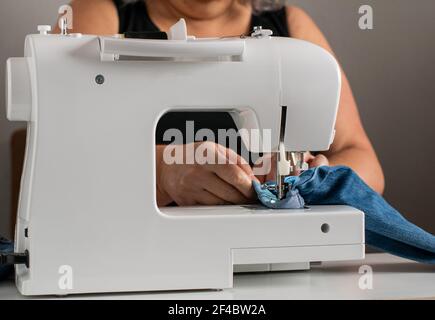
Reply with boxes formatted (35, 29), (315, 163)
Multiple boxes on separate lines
(6, 58), (32, 121)
(6, 29), (363, 296)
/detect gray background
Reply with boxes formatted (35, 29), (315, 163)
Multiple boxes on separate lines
(0, 0), (434, 238)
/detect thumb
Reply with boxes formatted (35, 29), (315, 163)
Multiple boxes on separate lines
(308, 154), (329, 168)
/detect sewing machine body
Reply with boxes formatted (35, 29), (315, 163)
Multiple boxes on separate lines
(6, 25), (364, 295)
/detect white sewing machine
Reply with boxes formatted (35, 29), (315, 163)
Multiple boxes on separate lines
(4, 19), (364, 296)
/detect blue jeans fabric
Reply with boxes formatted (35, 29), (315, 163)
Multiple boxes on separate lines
(0, 236), (14, 280)
(254, 166), (435, 264)
(253, 176), (306, 209)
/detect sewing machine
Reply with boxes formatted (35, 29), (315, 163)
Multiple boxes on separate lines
(4, 19), (364, 296)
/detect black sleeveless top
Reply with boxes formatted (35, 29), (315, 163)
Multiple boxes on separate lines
(113, 0), (290, 159)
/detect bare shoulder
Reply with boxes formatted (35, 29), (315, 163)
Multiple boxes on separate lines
(285, 6), (332, 53)
(59, 0), (118, 35)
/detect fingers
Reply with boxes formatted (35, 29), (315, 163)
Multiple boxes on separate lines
(194, 190), (230, 206)
(202, 172), (251, 204)
(174, 197), (197, 206)
(207, 162), (256, 200)
(200, 144), (257, 199)
(163, 163), (252, 206)
(220, 146), (257, 180)
(159, 142), (261, 206)
(304, 151), (315, 162)
(308, 154), (329, 168)
(197, 142), (251, 171)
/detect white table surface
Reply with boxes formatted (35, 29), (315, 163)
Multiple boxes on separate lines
(1, 253), (434, 300)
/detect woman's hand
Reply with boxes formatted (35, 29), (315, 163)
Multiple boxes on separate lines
(305, 152), (329, 168)
(255, 152), (329, 184)
(156, 142), (258, 206)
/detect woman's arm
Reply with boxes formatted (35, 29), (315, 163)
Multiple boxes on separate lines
(53, 0), (119, 34)
(286, 6), (385, 194)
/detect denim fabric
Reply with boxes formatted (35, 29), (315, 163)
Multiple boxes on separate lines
(254, 166), (435, 264)
(0, 236), (14, 280)
(253, 176), (305, 209)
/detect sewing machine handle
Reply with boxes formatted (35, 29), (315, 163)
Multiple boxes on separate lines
(99, 37), (245, 60)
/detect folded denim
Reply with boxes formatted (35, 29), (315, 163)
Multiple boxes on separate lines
(0, 236), (14, 281)
(254, 166), (435, 264)
(253, 176), (305, 209)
